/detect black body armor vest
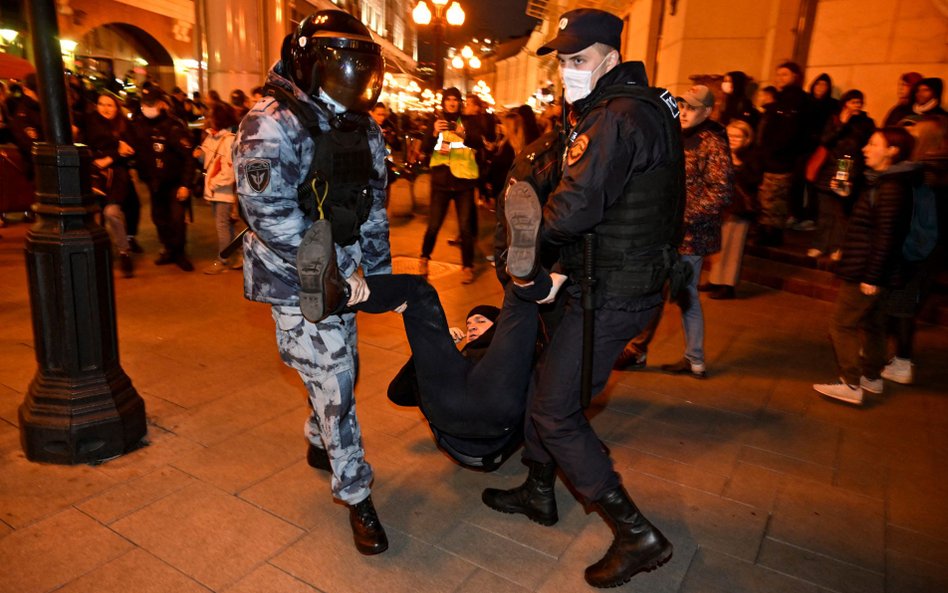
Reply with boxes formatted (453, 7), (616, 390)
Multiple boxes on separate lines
(266, 84), (376, 246)
(560, 84), (686, 299)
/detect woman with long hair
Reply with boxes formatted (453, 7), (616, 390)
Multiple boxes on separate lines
(82, 92), (137, 277)
(197, 102), (240, 274)
(814, 127), (918, 405)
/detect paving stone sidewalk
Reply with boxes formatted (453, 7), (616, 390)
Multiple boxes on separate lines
(0, 203), (946, 593)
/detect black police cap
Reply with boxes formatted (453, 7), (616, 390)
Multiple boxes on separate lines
(140, 84), (166, 106)
(537, 9), (623, 56)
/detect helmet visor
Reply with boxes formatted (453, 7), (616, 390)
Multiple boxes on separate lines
(317, 38), (384, 113)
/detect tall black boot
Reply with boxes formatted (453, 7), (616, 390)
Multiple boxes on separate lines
(348, 495), (388, 555)
(481, 460), (558, 525)
(584, 486), (673, 588)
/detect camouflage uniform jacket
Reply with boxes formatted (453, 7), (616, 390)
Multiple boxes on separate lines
(234, 62), (391, 306)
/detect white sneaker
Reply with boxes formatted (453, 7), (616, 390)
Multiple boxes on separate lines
(859, 376), (883, 394)
(881, 357), (914, 384)
(814, 379), (864, 405)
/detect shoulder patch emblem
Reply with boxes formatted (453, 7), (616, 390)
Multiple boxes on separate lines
(566, 134), (589, 167)
(246, 159), (271, 193)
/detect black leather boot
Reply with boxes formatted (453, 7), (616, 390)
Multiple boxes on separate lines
(348, 496), (388, 555)
(481, 460), (558, 525)
(584, 486), (673, 588)
(306, 444), (331, 472)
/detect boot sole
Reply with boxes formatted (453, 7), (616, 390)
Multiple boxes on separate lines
(297, 221), (336, 323)
(481, 491), (558, 526)
(585, 544), (674, 588)
(355, 539), (389, 555)
(504, 181), (542, 280)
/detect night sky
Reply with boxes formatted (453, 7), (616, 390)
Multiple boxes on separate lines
(416, 0), (539, 60)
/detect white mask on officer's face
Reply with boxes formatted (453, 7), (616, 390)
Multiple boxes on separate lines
(318, 89), (347, 115)
(561, 53), (612, 104)
(141, 105), (161, 119)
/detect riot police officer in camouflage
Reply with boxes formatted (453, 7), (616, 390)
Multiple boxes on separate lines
(233, 10), (391, 555)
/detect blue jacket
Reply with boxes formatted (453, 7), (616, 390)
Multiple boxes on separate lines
(234, 61), (391, 305)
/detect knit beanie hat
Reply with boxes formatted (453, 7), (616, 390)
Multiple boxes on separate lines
(466, 305), (500, 323)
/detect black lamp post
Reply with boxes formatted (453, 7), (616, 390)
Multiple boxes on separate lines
(19, 0), (146, 464)
(413, 0), (465, 90)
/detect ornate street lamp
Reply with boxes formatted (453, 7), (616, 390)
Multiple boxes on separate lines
(19, 0), (146, 464)
(412, 0), (465, 90)
(450, 45), (480, 94)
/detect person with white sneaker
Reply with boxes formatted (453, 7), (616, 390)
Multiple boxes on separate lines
(814, 127), (919, 405)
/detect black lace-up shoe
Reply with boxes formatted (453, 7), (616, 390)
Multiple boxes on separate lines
(348, 496), (388, 555)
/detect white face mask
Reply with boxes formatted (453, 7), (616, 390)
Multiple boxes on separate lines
(561, 54), (612, 104)
(721, 81), (733, 95)
(141, 105), (161, 119)
(318, 89), (347, 114)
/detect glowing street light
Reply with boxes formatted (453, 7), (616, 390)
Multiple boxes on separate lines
(413, 0), (465, 89)
(449, 45), (480, 94)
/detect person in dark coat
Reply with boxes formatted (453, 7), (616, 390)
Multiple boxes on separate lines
(718, 70), (760, 130)
(419, 87), (487, 283)
(880, 115), (948, 385)
(814, 127), (917, 406)
(127, 85), (197, 271)
(8, 73), (42, 181)
(754, 61), (809, 245)
(883, 72), (924, 126)
(82, 92), (137, 277)
(910, 77), (946, 119)
(808, 89), (876, 258)
(516, 104), (542, 145)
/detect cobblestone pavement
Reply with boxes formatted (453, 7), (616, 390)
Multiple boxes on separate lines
(1, 200), (946, 593)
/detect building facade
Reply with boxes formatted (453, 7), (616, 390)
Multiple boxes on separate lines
(501, 0), (947, 121)
(7, 0), (418, 99)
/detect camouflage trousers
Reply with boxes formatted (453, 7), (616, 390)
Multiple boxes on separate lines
(271, 305), (372, 505)
(757, 172), (793, 228)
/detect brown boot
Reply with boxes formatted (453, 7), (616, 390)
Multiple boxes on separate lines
(584, 486), (673, 588)
(297, 219), (349, 323)
(348, 496), (388, 555)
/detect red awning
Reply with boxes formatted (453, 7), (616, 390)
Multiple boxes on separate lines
(0, 52), (35, 80)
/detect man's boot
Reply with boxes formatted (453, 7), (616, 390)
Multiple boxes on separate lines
(348, 495), (388, 555)
(584, 486), (673, 588)
(306, 444), (331, 472)
(297, 219), (350, 323)
(481, 460), (558, 525)
(504, 181), (542, 282)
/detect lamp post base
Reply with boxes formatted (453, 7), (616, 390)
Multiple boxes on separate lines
(19, 143), (147, 465)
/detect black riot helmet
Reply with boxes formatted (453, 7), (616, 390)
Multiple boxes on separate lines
(288, 10), (385, 113)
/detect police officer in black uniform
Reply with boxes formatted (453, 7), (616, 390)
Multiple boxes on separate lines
(129, 85), (196, 271)
(482, 9), (685, 588)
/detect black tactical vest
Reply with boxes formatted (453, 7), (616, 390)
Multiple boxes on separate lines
(560, 84), (686, 298)
(266, 84), (376, 246)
